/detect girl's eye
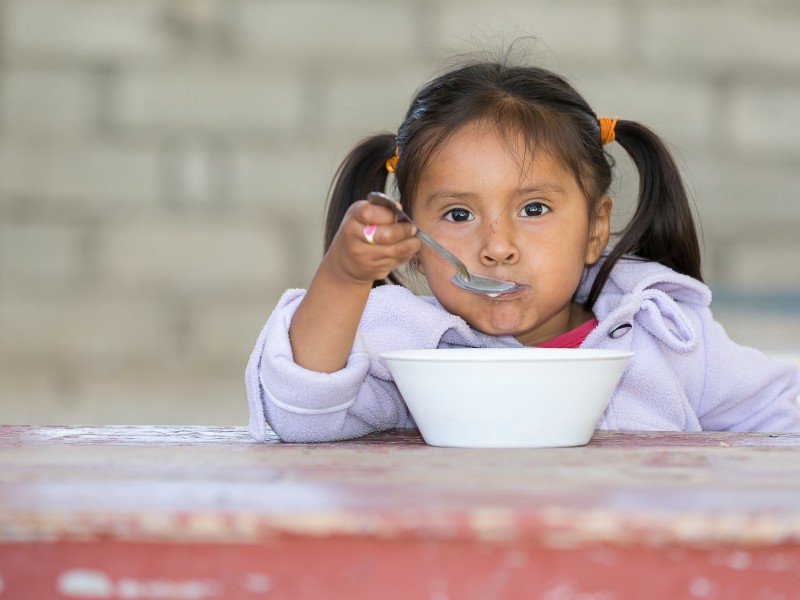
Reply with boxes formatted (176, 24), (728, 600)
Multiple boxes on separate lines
(444, 208), (474, 223)
(519, 202), (550, 217)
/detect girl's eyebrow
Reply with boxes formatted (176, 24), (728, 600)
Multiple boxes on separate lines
(517, 183), (568, 196)
(424, 190), (476, 205)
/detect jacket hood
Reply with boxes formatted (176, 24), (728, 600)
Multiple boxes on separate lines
(578, 254), (712, 353)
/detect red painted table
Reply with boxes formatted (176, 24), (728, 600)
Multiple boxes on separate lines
(2, 426), (800, 599)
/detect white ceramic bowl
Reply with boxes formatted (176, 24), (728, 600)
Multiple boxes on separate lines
(380, 348), (633, 448)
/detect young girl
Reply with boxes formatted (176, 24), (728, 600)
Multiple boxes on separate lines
(246, 60), (800, 442)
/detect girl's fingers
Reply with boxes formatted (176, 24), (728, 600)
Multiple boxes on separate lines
(353, 200), (401, 226)
(362, 223), (378, 245)
(391, 236), (423, 260)
(357, 221), (417, 246)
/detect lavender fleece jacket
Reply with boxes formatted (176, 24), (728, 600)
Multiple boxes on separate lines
(246, 257), (800, 442)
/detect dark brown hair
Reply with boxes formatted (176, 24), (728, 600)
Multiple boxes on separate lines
(324, 60), (702, 307)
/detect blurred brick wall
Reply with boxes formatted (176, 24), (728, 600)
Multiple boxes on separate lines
(1, 0), (799, 424)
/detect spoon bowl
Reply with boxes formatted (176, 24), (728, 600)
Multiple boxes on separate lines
(367, 192), (525, 297)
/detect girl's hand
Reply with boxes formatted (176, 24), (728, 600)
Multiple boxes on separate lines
(290, 198), (420, 372)
(323, 199), (421, 286)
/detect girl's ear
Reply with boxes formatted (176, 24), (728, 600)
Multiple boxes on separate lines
(585, 195), (612, 265)
(411, 253), (424, 275)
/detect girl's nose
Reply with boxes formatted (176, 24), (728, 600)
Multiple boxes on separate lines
(479, 222), (520, 266)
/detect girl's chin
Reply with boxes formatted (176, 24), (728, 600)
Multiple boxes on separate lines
(478, 314), (534, 339)
(488, 301), (529, 326)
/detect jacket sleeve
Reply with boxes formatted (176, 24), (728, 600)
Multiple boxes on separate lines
(246, 289), (414, 443)
(696, 310), (800, 432)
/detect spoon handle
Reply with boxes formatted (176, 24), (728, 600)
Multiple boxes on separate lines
(413, 230), (470, 280)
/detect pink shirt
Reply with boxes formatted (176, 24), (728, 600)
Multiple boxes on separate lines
(535, 318), (599, 349)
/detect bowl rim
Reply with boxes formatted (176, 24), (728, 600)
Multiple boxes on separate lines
(380, 348), (634, 363)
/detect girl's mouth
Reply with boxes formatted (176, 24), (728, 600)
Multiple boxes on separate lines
(486, 282), (528, 299)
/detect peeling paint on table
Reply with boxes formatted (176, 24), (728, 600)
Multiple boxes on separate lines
(2, 426), (800, 599)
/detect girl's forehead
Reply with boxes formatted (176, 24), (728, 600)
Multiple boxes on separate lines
(427, 124), (574, 183)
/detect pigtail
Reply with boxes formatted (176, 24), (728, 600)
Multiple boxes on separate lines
(323, 133), (402, 287)
(585, 119), (703, 307)
(324, 133), (397, 252)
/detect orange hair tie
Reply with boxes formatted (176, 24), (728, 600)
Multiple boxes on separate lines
(385, 147), (399, 173)
(598, 116), (618, 145)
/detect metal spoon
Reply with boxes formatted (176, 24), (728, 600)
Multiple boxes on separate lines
(367, 192), (525, 297)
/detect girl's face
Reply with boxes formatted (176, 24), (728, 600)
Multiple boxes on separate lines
(410, 121), (611, 345)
